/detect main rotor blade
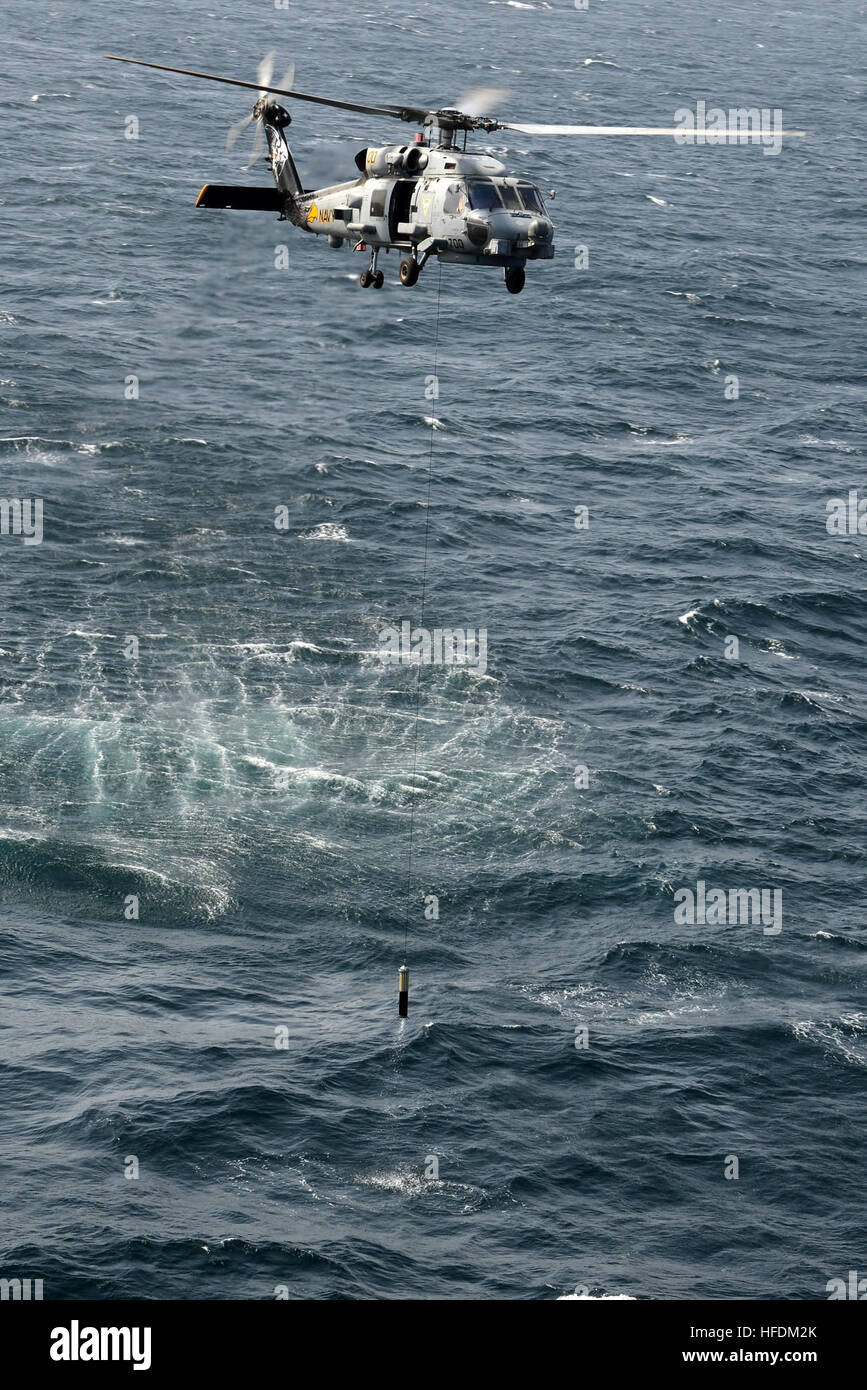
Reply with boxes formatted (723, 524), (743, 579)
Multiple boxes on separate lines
(456, 86), (512, 119)
(105, 55), (428, 123)
(499, 121), (805, 137)
(501, 123), (686, 135)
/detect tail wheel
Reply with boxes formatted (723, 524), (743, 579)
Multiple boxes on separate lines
(359, 268), (373, 288)
(399, 257), (420, 287)
(373, 270), (385, 289)
(505, 266), (526, 295)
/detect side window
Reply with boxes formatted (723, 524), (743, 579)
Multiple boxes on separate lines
(369, 188), (387, 218)
(443, 183), (464, 215)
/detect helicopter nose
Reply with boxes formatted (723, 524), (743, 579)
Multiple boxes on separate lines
(528, 217), (552, 243)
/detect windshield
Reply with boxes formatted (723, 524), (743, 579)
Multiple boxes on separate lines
(467, 181), (502, 212)
(517, 184), (546, 214)
(498, 183), (523, 211)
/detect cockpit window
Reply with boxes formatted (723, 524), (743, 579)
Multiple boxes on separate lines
(517, 183), (546, 214)
(467, 181), (502, 212)
(498, 183), (523, 211)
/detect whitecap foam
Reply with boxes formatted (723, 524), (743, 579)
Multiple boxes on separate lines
(299, 522), (349, 541)
(357, 1166), (477, 1199)
(792, 1015), (867, 1068)
(558, 1291), (635, 1300)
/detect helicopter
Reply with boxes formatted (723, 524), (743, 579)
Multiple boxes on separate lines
(107, 54), (803, 295)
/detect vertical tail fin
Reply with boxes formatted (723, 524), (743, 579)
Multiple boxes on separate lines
(262, 103), (303, 200)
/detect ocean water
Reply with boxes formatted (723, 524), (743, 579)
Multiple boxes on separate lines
(1, 0), (865, 1300)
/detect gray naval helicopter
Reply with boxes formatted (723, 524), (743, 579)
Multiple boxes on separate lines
(107, 54), (799, 295)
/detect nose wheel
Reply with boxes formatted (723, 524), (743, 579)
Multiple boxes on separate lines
(360, 250), (385, 289)
(505, 266), (526, 295)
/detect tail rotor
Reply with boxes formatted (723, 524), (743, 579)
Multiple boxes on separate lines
(225, 51), (295, 170)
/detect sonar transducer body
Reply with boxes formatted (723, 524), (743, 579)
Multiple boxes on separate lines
(398, 964), (409, 1017)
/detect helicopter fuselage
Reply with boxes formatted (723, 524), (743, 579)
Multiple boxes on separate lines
(296, 144), (555, 270)
(197, 100), (555, 292)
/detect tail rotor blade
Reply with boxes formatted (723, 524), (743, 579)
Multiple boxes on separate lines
(256, 50), (276, 93)
(226, 110), (254, 151)
(243, 122), (265, 171)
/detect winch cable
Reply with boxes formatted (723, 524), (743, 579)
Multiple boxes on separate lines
(402, 260), (444, 990)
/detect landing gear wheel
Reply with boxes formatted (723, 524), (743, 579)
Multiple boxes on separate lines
(373, 270), (385, 289)
(359, 268), (373, 288)
(399, 257), (420, 287)
(505, 266), (526, 295)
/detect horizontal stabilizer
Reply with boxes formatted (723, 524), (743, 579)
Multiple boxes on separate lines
(196, 184), (284, 211)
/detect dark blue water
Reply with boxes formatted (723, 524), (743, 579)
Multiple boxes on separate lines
(1, 0), (865, 1299)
